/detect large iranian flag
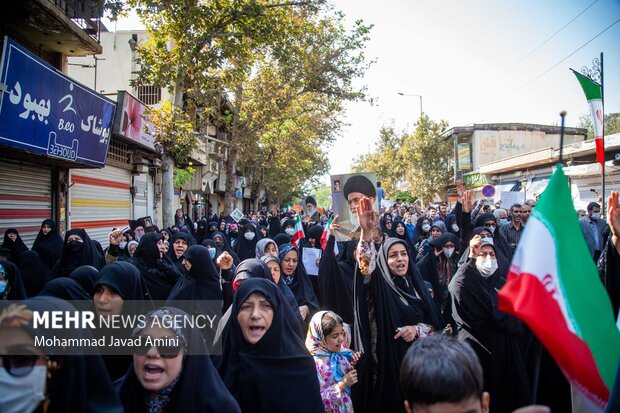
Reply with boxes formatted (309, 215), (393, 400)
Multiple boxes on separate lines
(498, 166), (620, 411)
(572, 69), (604, 168)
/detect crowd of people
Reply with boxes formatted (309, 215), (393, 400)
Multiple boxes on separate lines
(0, 187), (619, 413)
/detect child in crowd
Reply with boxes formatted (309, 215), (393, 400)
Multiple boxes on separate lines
(306, 311), (361, 413)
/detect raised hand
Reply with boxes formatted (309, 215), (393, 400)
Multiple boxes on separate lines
(468, 234), (482, 259)
(462, 190), (475, 214)
(108, 229), (124, 246)
(330, 214), (342, 237)
(356, 197), (377, 233)
(216, 251), (233, 270)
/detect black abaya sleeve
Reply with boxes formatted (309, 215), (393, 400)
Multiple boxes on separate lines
(600, 238), (620, 317)
(317, 235), (354, 324)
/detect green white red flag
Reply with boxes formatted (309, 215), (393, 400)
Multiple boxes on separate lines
(291, 214), (305, 248)
(572, 69), (604, 168)
(498, 166), (620, 412)
(320, 217), (339, 255)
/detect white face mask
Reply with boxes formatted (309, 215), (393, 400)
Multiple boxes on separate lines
(443, 247), (455, 258)
(0, 365), (47, 413)
(476, 256), (498, 278)
(451, 224), (459, 232)
(284, 228), (295, 236)
(421, 224), (431, 232)
(487, 225), (496, 234)
(591, 212), (600, 219)
(244, 232), (256, 241)
(119, 241), (127, 249)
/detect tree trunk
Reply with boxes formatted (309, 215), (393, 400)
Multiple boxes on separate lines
(223, 85), (243, 215)
(161, 152), (175, 229)
(161, 73), (184, 228)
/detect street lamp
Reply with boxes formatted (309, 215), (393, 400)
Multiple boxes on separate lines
(397, 92), (423, 119)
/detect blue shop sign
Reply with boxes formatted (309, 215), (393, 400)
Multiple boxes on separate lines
(0, 37), (115, 167)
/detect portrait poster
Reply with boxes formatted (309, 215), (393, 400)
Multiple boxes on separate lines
(331, 172), (378, 241)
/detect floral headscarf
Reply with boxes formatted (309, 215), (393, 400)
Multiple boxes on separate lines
(305, 311), (354, 388)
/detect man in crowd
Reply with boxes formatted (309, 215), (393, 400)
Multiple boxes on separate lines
(500, 204), (524, 254)
(579, 201), (607, 261)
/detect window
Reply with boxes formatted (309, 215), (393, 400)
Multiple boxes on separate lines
(137, 85), (161, 105)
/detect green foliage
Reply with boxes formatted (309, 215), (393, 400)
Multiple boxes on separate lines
(353, 115), (451, 205)
(393, 191), (415, 203)
(127, 0), (372, 211)
(173, 166), (196, 188)
(577, 112), (620, 139)
(144, 101), (197, 165)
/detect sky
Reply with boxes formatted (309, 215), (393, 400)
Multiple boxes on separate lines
(104, 0), (620, 185)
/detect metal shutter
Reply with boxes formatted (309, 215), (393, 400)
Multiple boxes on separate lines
(133, 173), (148, 219)
(69, 166), (132, 245)
(0, 159), (52, 247)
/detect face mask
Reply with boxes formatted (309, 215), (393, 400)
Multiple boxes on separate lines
(591, 212), (600, 219)
(67, 240), (83, 252)
(244, 232), (256, 241)
(443, 247), (455, 258)
(451, 224), (459, 232)
(119, 242), (127, 249)
(422, 224), (431, 232)
(215, 242), (224, 249)
(0, 365), (47, 413)
(487, 225), (496, 233)
(285, 228), (295, 236)
(499, 218), (508, 226)
(208, 248), (216, 259)
(476, 256), (498, 278)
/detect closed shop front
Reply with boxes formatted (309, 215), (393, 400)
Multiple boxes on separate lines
(69, 165), (132, 245)
(0, 159), (53, 246)
(569, 170), (620, 211)
(133, 172), (155, 220)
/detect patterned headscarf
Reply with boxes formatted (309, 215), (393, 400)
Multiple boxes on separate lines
(305, 311), (354, 388)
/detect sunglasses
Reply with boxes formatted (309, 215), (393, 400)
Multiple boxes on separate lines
(1, 354), (44, 377)
(132, 341), (184, 359)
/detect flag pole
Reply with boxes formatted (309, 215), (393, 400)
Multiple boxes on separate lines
(559, 111), (567, 165)
(600, 52), (605, 216)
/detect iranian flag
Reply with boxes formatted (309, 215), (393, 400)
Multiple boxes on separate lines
(291, 214), (305, 248)
(498, 167), (620, 412)
(320, 217), (339, 255)
(572, 69), (604, 168)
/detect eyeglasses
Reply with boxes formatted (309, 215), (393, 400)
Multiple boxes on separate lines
(132, 341), (184, 359)
(1, 354), (44, 377)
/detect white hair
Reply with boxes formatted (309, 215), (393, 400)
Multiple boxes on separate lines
(493, 208), (507, 219)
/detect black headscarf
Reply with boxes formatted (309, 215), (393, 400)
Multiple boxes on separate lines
(272, 233), (292, 248)
(305, 224), (324, 248)
(168, 245), (222, 302)
(95, 261), (146, 302)
(118, 307), (241, 413)
(94, 261), (149, 381)
(0, 297), (124, 413)
(39, 277), (92, 301)
(390, 221), (415, 251)
(212, 231), (240, 265)
(0, 259), (27, 300)
(416, 233), (460, 328)
(353, 237), (442, 413)
(474, 213), (513, 259)
(18, 250), (50, 297)
(222, 278), (324, 413)
(448, 252), (531, 412)
(167, 232), (191, 274)
(51, 228), (104, 278)
(278, 244), (319, 314)
(380, 215), (393, 234)
(233, 223), (261, 261)
(32, 219), (64, 270)
(68, 265), (100, 295)
(128, 232), (181, 301)
(268, 214), (281, 238)
(318, 236), (356, 325)
(1, 228), (29, 266)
